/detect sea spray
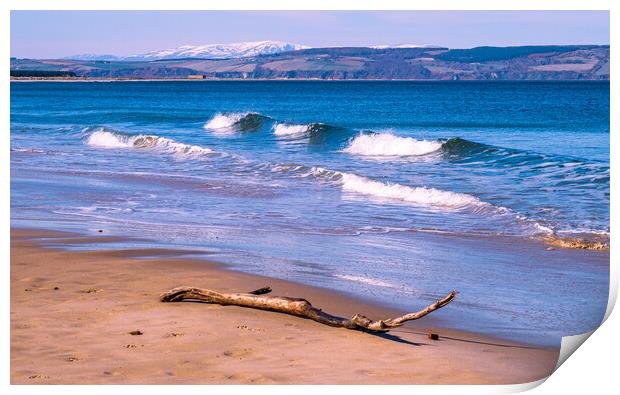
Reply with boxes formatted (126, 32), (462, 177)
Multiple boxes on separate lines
(86, 129), (135, 148)
(204, 112), (271, 132)
(272, 123), (310, 136)
(203, 113), (248, 129)
(343, 132), (443, 157)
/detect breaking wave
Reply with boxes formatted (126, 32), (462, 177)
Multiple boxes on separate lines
(204, 113), (245, 129)
(343, 132), (443, 157)
(339, 173), (488, 209)
(341, 133), (519, 163)
(272, 122), (338, 137)
(272, 123), (310, 136)
(79, 127), (606, 249)
(85, 127), (213, 158)
(272, 163), (491, 211)
(204, 112), (271, 132)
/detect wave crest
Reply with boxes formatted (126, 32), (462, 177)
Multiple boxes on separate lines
(204, 112), (270, 132)
(204, 113), (246, 129)
(340, 173), (486, 209)
(343, 132), (443, 157)
(272, 122), (339, 139)
(86, 128), (135, 148)
(270, 162), (489, 210)
(272, 123), (310, 136)
(85, 128), (213, 158)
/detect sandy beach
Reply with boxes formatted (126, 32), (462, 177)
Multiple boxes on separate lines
(10, 228), (559, 384)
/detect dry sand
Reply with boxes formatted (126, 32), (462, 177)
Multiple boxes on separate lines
(11, 228), (559, 384)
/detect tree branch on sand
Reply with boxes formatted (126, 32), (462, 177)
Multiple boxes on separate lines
(160, 286), (457, 332)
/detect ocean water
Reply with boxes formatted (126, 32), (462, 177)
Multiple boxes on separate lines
(10, 81), (609, 346)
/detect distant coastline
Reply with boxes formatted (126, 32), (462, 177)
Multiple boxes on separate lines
(11, 45), (610, 81)
(9, 77), (612, 83)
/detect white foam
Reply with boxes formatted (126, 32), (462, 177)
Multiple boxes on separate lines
(203, 112), (246, 130)
(340, 173), (484, 209)
(152, 137), (213, 157)
(271, 163), (306, 173)
(86, 130), (212, 158)
(532, 222), (554, 235)
(334, 274), (396, 288)
(270, 162), (488, 210)
(343, 132), (442, 157)
(268, 162), (488, 210)
(11, 147), (46, 153)
(272, 123), (309, 136)
(304, 166), (343, 181)
(86, 129), (134, 148)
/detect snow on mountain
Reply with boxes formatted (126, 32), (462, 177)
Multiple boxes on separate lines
(65, 41), (310, 62)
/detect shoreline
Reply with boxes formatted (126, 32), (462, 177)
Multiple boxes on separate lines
(11, 227), (559, 384)
(10, 77), (610, 83)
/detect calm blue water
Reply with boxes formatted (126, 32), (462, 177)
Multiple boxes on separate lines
(11, 81), (609, 346)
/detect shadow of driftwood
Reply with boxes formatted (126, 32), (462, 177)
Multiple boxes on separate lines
(171, 299), (427, 347)
(361, 329), (426, 346)
(391, 327), (542, 349)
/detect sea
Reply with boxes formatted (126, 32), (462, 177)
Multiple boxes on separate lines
(10, 80), (610, 346)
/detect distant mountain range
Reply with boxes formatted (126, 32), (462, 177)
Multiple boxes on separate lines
(369, 44), (440, 49)
(11, 44), (610, 81)
(62, 40), (310, 61)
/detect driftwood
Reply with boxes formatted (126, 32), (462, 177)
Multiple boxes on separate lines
(160, 286), (457, 332)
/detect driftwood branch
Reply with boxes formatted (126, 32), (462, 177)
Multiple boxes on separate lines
(160, 286), (457, 332)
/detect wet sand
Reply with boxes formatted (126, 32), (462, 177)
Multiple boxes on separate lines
(11, 228), (559, 384)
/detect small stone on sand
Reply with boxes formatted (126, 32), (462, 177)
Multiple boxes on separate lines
(428, 333), (440, 340)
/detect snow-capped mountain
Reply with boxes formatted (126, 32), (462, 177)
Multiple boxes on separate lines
(64, 41), (310, 61)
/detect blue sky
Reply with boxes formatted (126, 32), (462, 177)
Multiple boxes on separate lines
(11, 10), (610, 58)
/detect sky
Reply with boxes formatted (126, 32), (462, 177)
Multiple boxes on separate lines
(10, 10), (610, 58)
